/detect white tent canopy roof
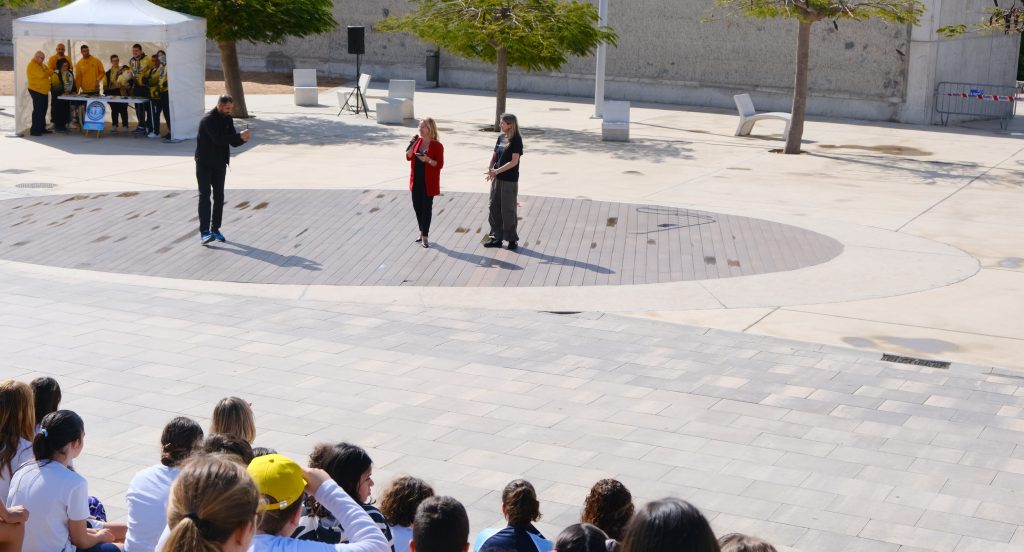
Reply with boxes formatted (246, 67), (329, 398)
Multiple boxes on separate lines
(15, 0), (205, 41)
(12, 0), (207, 141)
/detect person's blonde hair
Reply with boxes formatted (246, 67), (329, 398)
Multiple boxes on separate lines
(422, 117), (439, 140)
(717, 533), (777, 552)
(165, 454), (260, 552)
(210, 397), (256, 444)
(0, 380), (35, 478)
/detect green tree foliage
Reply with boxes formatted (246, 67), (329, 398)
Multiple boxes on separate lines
(713, 1), (923, 154)
(153, 0), (337, 117)
(377, 0), (618, 129)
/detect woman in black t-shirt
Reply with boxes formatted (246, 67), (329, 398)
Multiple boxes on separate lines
(484, 113), (524, 250)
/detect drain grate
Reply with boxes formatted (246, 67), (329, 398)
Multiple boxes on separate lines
(1, 169), (32, 174)
(881, 354), (950, 369)
(16, 183), (57, 189)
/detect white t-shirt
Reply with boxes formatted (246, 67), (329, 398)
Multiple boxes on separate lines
(390, 525), (412, 552)
(0, 438), (33, 501)
(125, 464), (181, 552)
(7, 460), (90, 552)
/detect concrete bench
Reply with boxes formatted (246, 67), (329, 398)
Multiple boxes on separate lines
(293, 69), (318, 106)
(601, 100), (630, 141)
(734, 93), (791, 138)
(388, 79), (416, 119)
(376, 98), (405, 124)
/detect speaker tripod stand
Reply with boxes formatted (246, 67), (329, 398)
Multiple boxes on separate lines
(340, 54), (369, 118)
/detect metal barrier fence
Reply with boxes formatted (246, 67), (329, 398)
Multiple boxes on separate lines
(934, 81), (1017, 129)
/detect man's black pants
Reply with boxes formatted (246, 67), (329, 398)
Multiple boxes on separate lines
(29, 90), (48, 135)
(196, 162), (227, 234)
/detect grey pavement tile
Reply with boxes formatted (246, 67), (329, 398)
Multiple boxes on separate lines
(710, 513), (808, 546)
(916, 510), (1017, 542)
(953, 536), (1022, 552)
(828, 495), (924, 526)
(858, 519), (963, 552)
(793, 529), (900, 552)
(771, 503), (869, 536)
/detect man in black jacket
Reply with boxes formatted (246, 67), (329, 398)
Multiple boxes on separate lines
(195, 95), (250, 245)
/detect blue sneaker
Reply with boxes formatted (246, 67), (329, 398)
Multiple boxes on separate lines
(200, 232), (215, 245)
(212, 232), (226, 243)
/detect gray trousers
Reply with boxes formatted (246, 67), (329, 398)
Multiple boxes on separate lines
(488, 178), (519, 242)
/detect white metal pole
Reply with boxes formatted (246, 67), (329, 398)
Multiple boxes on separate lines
(593, 0), (608, 118)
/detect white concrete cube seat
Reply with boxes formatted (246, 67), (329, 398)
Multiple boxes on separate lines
(733, 93), (791, 138)
(601, 100), (630, 141)
(376, 98), (405, 124)
(387, 79), (416, 119)
(293, 69), (318, 106)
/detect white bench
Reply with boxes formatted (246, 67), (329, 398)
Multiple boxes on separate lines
(293, 69), (318, 106)
(387, 79), (416, 119)
(734, 93), (791, 138)
(338, 73), (371, 115)
(376, 99), (405, 124)
(601, 100), (630, 141)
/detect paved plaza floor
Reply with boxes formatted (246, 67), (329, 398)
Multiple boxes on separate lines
(1, 86), (1023, 550)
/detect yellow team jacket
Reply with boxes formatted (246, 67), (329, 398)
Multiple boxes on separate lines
(146, 65), (168, 99)
(26, 60), (53, 95)
(74, 56), (105, 93)
(51, 70), (74, 95)
(129, 54), (152, 88)
(46, 54), (68, 71)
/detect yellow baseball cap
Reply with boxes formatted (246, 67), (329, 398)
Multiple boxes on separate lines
(247, 453), (306, 511)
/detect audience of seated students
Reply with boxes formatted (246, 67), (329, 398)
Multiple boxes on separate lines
(379, 476), (434, 552)
(210, 397), (256, 445)
(29, 377), (61, 434)
(201, 433), (255, 465)
(248, 452), (390, 552)
(619, 498), (719, 552)
(473, 479), (552, 552)
(0, 380), (35, 501)
(580, 479), (633, 542)
(717, 533), (777, 552)
(8, 410), (127, 552)
(410, 496), (469, 552)
(124, 416), (204, 552)
(6, 376), (783, 552)
(163, 453), (261, 552)
(294, 443), (394, 550)
(553, 524), (615, 552)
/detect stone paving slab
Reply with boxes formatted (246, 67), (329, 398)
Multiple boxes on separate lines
(0, 269), (1022, 551)
(0, 189), (841, 286)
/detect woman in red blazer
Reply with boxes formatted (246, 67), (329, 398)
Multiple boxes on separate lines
(405, 117), (444, 248)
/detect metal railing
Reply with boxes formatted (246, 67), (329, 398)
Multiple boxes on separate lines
(934, 81), (1017, 129)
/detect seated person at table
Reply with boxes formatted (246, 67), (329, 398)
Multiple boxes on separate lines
(50, 59), (73, 132)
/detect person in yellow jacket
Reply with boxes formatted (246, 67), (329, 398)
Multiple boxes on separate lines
(50, 58), (74, 132)
(26, 50), (53, 136)
(145, 51), (170, 138)
(103, 54), (130, 131)
(129, 44), (152, 133)
(46, 43), (68, 71)
(74, 44), (104, 94)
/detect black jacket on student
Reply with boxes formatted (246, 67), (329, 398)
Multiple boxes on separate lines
(195, 107), (244, 167)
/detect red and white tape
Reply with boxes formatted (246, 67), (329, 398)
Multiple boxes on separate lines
(943, 93), (1018, 102)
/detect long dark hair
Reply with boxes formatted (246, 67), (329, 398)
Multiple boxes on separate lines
(556, 523), (611, 552)
(503, 479), (541, 527)
(619, 498), (719, 552)
(30, 377), (61, 424)
(306, 442), (373, 517)
(0, 380), (35, 478)
(160, 417), (204, 468)
(33, 410), (84, 462)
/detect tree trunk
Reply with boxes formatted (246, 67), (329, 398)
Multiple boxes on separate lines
(494, 46), (508, 131)
(785, 19), (812, 155)
(218, 40), (250, 118)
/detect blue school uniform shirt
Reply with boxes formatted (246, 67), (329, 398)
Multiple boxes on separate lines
(473, 524), (553, 552)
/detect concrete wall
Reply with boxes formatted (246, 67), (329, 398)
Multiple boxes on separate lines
(4, 1), (1019, 123)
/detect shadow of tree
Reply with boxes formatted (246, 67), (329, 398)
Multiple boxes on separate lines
(206, 240), (322, 270)
(245, 114), (411, 146)
(524, 126), (694, 163)
(808, 152), (981, 185)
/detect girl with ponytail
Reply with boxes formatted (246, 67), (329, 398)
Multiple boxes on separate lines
(163, 454), (260, 552)
(8, 410), (126, 552)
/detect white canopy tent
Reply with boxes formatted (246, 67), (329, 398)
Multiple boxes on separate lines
(13, 0), (206, 140)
